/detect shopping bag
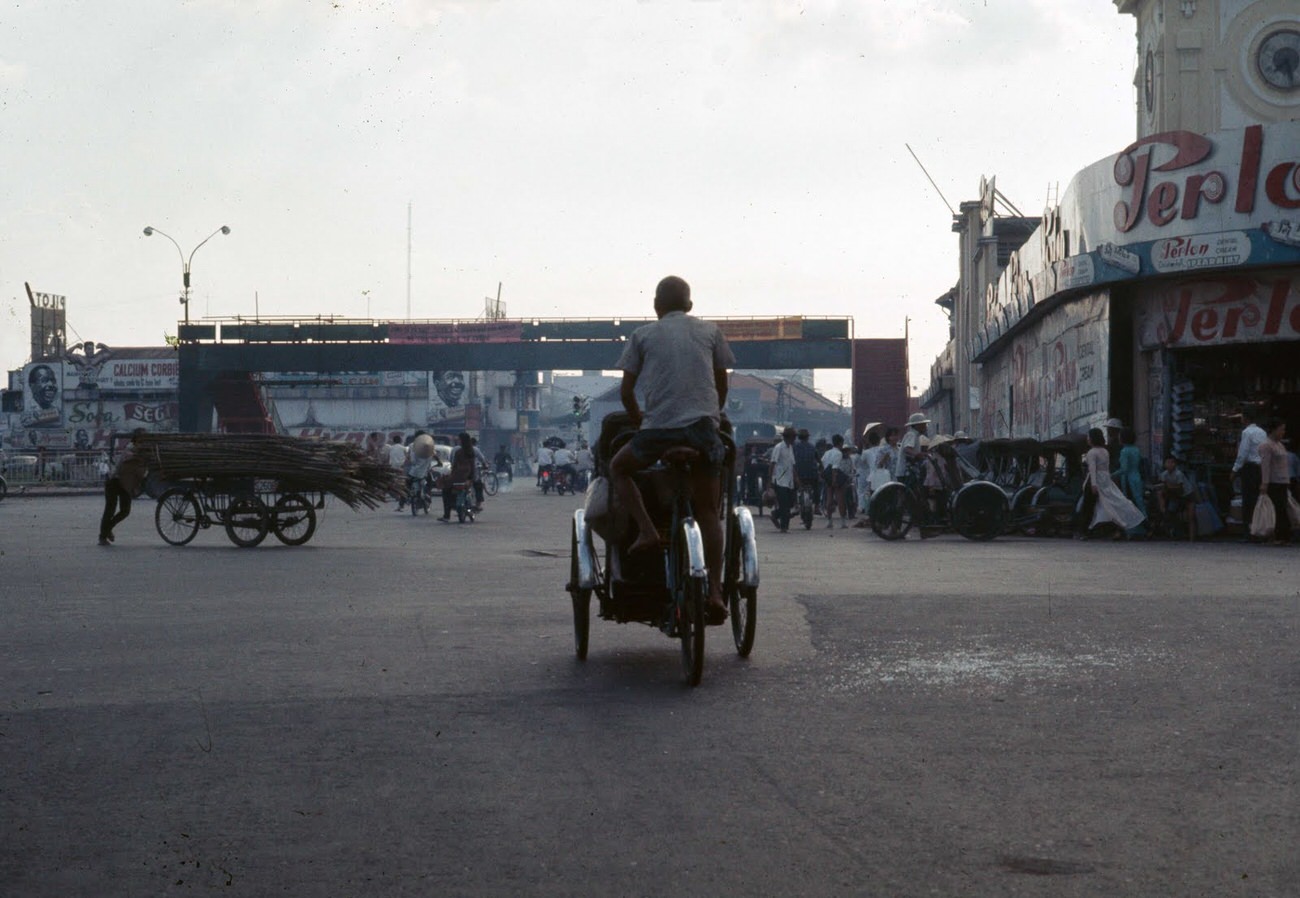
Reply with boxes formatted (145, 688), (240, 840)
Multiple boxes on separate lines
(1249, 497), (1275, 538)
(1194, 500), (1223, 536)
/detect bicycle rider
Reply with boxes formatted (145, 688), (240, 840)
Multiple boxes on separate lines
(608, 275), (736, 626)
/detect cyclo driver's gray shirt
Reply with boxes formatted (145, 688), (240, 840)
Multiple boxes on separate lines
(616, 311), (735, 430)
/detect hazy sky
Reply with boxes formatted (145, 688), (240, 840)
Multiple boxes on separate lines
(0, 0), (1138, 400)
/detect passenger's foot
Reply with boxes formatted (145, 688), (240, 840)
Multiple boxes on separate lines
(97, 535), (111, 546)
(438, 515), (450, 522)
(706, 595), (728, 626)
(106, 531), (115, 542)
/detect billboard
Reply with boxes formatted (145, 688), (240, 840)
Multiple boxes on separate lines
(21, 362), (63, 428)
(976, 121), (1300, 360)
(25, 283), (66, 360)
(979, 292), (1110, 439)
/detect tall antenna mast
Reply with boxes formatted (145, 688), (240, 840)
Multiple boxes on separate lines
(905, 143), (956, 216)
(406, 202), (412, 319)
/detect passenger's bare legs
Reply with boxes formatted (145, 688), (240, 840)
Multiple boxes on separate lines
(690, 466), (726, 614)
(610, 444), (660, 554)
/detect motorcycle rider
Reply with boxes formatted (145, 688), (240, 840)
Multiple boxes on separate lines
(494, 444), (514, 483)
(792, 429), (819, 511)
(536, 442), (555, 487)
(440, 431), (479, 522)
(553, 443), (578, 491)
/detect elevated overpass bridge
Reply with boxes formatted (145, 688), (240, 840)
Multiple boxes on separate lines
(176, 316), (862, 433)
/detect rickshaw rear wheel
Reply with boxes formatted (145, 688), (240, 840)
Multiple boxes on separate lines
(869, 483), (917, 541)
(225, 496), (270, 547)
(724, 513), (757, 657)
(155, 488), (201, 546)
(570, 519), (590, 660)
(730, 586), (757, 657)
(272, 492), (317, 546)
(676, 525), (706, 687)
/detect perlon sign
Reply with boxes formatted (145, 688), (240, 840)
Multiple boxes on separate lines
(1112, 127), (1300, 234)
(1138, 272), (1300, 349)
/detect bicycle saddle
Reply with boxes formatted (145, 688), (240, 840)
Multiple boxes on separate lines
(661, 446), (701, 465)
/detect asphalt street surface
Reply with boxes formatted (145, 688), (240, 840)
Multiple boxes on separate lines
(1, 484), (1297, 896)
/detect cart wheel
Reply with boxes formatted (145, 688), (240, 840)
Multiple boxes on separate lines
(484, 471), (499, 497)
(225, 496), (270, 547)
(952, 481), (1008, 541)
(570, 520), (590, 661)
(801, 504), (814, 529)
(676, 524), (707, 687)
(272, 492), (317, 546)
(869, 483), (916, 541)
(155, 488), (201, 546)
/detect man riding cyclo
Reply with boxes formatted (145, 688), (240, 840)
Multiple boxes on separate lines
(608, 275), (736, 626)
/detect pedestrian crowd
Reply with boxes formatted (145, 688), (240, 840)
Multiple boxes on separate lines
(742, 410), (1298, 545)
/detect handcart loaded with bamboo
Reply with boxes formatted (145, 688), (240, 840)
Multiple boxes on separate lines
(140, 433), (403, 547)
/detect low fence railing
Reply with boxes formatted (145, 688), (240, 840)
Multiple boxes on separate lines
(1, 451), (110, 487)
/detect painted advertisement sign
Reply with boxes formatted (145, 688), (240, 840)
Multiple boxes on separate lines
(1136, 271), (1300, 350)
(21, 362), (63, 428)
(979, 292), (1110, 440)
(390, 322), (523, 344)
(977, 121), (1300, 360)
(260, 371), (424, 387)
(427, 370), (467, 424)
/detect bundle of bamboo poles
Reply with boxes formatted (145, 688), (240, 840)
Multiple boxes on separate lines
(136, 433), (403, 509)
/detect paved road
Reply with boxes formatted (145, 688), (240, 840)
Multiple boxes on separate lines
(1, 486), (1297, 896)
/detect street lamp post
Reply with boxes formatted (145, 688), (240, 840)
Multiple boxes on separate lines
(143, 225), (231, 325)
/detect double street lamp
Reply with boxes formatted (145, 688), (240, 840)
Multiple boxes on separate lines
(143, 224), (231, 325)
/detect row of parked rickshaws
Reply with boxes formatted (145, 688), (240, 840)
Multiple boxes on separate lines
(740, 431), (1095, 542)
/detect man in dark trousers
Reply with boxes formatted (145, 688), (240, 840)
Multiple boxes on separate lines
(99, 429), (149, 545)
(608, 275), (735, 625)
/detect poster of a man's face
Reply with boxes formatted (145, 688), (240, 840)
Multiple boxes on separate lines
(427, 370), (466, 423)
(433, 370), (465, 408)
(22, 363), (62, 427)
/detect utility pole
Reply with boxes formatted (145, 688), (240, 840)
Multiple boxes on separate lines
(406, 203), (412, 320)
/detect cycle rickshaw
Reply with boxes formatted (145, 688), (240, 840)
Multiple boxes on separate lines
(567, 414), (760, 686)
(1020, 432), (1090, 537)
(868, 435), (1011, 541)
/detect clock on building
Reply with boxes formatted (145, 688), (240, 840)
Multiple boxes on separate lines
(1256, 28), (1300, 92)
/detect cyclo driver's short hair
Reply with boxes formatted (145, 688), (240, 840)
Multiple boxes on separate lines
(654, 275), (692, 313)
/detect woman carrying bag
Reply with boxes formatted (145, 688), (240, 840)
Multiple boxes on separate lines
(1252, 418), (1295, 546)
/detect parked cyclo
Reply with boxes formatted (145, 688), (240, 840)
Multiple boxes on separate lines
(567, 413), (760, 686)
(868, 435), (1011, 541)
(1013, 432), (1091, 537)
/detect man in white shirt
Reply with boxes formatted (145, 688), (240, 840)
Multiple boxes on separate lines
(895, 413), (929, 478)
(387, 433), (410, 510)
(769, 427), (797, 532)
(553, 445), (578, 489)
(536, 443), (555, 487)
(1232, 409), (1267, 531)
(820, 434), (854, 528)
(609, 275), (735, 624)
